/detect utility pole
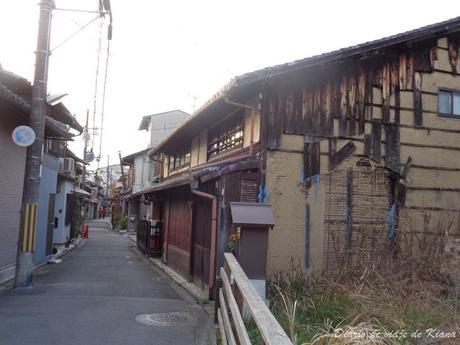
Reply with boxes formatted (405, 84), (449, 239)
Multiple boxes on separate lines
(14, 0), (53, 288)
(82, 109), (89, 186)
(118, 151), (126, 191)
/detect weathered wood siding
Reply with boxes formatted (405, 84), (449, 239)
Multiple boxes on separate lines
(264, 34), (460, 274)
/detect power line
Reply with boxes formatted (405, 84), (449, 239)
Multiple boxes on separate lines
(91, 17), (104, 150)
(97, 38), (111, 164)
(50, 14), (101, 52)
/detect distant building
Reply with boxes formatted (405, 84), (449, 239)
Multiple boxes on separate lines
(138, 110), (189, 148)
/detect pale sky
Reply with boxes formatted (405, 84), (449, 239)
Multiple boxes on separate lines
(0, 0), (458, 171)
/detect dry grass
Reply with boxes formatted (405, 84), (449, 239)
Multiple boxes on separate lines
(269, 209), (460, 345)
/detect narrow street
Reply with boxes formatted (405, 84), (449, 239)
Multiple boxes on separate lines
(0, 220), (211, 345)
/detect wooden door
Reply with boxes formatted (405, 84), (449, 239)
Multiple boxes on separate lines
(191, 198), (212, 288)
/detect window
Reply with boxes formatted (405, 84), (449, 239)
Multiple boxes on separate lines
(438, 90), (460, 116)
(207, 113), (244, 159)
(44, 139), (64, 157)
(168, 148), (191, 172)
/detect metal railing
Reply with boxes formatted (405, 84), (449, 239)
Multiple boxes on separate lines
(217, 253), (293, 345)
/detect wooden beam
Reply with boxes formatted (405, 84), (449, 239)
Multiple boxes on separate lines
(413, 72), (423, 127)
(401, 156), (413, 178)
(332, 141), (356, 168)
(224, 253), (293, 345)
(328, 137), (337, 170)
(371, 120), (382, 162)
(345, 168), (353, 249)
(363, 134), (371, 157)
(221, 268), (251, 345)
(219, 289), (237, 345)
(217, 308), (229, 345)
(305, 204), (310, 269)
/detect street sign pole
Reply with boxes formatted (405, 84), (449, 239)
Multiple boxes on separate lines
(14, 0), (54, 288)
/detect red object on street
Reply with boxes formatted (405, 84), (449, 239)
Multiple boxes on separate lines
(82, 225), (89, 239)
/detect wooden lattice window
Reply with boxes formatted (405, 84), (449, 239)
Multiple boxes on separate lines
(168, 148), (191, 172)
(207, 113), (244, 159)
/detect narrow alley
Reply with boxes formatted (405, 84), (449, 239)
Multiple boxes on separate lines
(0, 220), (210, 345)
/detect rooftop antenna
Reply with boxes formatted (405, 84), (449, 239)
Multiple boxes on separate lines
(188, 94), (198, 112)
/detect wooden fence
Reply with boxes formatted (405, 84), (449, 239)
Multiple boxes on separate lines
(217, 253), (293, 345)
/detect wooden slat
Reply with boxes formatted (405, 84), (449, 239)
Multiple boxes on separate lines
(363, 134), (371, 157)
(312, 89), (321, 136)
(311, 141), (320, 176)
(371, 120), (382, 162)
(293, 88), (303, 135)
(219, 289), (237, 345)
(304, 89), (313, 135)
(339, 77), (347, 136)
(397, 183), (407, 207)
(319, 86), (327, 136)
(345, 168), (353, 249)
(413, 46), (433, 73)
(348, 75), (356, 136)
(326, 82), (333, 135)
(401, 156), (413, 179)
(448, 36), (459, 74)
(328, 137), (337, 170)
(224, 253), (293, 345)
(399, 53), (408, 90)
(221, 268), (251, 345)
(303, 141), (311, 183)
(357, 70), (366, 133)
(217, 308), (228, 345)
(413, 72), (423, 127)
(332, 141), (356, 168)
(394, 87), (401, 125)
(305, 204), (311, 269)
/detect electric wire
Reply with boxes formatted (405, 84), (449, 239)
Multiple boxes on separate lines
(97, 38), (111, 168)
(50, 14), (100, 52)
(91, 17), (104, 151)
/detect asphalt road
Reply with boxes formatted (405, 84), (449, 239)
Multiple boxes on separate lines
(0, 220), (210, 345)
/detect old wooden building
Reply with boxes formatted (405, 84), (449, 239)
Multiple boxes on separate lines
(133, 17), (460, 294)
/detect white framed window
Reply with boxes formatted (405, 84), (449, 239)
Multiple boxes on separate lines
(438, 90), (460, 117)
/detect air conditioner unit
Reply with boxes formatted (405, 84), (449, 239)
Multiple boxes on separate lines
(60, 157), (75, 176)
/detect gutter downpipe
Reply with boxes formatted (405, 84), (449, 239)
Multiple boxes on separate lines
(192, 97), (256, 290)
(187, 97), (255, 289)
(191, 188), (218, 289)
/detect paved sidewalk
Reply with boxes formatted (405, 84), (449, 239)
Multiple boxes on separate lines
(0, 219), (210, 345)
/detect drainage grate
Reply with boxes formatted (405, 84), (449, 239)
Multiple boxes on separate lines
(135, 312), (195, 326)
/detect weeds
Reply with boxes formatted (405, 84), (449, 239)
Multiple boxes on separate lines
(269, 209), (460, 344)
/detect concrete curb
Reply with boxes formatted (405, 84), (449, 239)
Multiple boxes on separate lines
(53, 237), (86, 260)
(0, 236), (86, 290)
(125, 233), (217, 345)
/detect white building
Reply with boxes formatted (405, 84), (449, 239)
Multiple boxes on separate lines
(138, 109), (189, 148)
